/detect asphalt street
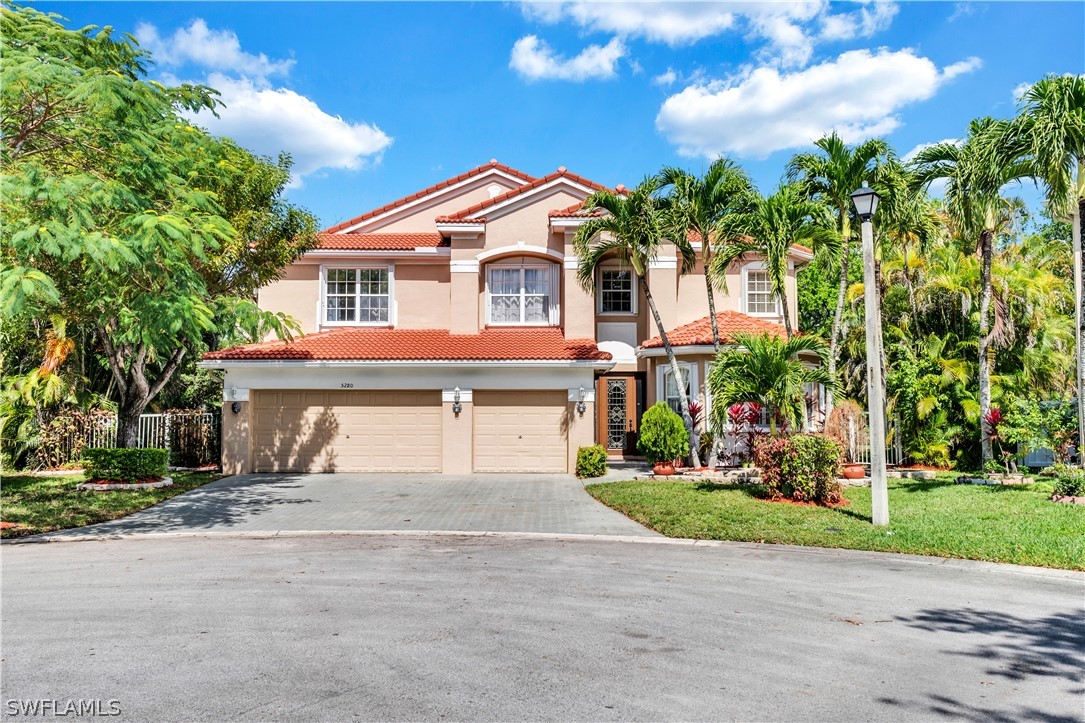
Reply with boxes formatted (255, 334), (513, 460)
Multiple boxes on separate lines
(2, 534), (1082, 721)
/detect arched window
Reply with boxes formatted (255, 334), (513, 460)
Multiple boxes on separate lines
(485, 257), (560, 326)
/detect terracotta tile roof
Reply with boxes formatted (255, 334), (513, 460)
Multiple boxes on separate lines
(203, 327), (612, 362)
(548, 201), (603, 219)
(640, 311), (787, 349)
(322, 160), (535, 233)
(315, 232), (447, 250)
(436, 167), (609, 222)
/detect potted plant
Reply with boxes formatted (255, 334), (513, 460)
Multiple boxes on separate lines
(638, 402), (691, 476)
(824, 400), (867, 479)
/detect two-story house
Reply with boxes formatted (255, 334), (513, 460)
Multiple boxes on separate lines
(200, 161), (810, 475)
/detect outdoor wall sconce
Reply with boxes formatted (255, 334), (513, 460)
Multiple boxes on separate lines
(452, 387), (463, 417)
(576, 386), (587, 417)
(231, 401), (242, 414)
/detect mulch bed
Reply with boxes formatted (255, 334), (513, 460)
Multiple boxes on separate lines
(0, 521), (19, 530)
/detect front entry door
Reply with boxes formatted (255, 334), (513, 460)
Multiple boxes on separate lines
(596, 374), (640, 456)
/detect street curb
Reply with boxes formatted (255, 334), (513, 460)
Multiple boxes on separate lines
(6, 528), (1082, 580)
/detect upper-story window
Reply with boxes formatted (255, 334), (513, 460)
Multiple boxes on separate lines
(324, 266), (393, 325)
(744, 266), (780, 316)
(487, 262), (559, 326)
(599, 269), (635, 314)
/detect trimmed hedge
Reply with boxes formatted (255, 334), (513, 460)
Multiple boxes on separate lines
(576, 445), (608, 479)
(637, 402), (690, 464)
(84, 448), (168, 483)
(753, 434), (843, 504)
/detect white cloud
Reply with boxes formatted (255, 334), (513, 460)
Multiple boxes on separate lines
(136, 19), (293, 84)
(902, 139), (959, 164)
(509, 35), (625, 81)
(942, 56), (982, 80)
(520, 1), (898, 68)
(188, 75), (391, 186)
(653, 68), (679, 86)
(1012, 81), (1032, 103)
(136, 20), (391, 184)
(656, 48), (980, 159)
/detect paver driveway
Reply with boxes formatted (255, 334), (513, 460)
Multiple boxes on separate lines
(38, 473), (657, 539)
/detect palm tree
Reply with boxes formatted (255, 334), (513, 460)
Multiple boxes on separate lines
(657, 158), (753, 467)
(574, 177), (701, 468)
(708, 332), (835, 434)
(911, 118), (1031, 464)
(1013, 74), (1085, 466)
(787, 133), (891, 418)
(710, 184), (841, 339)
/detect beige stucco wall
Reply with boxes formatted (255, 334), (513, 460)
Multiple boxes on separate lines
(441, 399), (472, 473)
(481, 190), (581, 249)
(395, 263), (451, 330)
(363, 178), (524, 233)
(221, 402), (251, 475)
(566, 400), (595, 473)
(257, 264), (320, 335)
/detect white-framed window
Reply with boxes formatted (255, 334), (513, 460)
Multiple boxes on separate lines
(486, 262), (560, 326)
(658, 362), (696, 416)
(322, 266), (394, 325)
(598, 268), (636, 314)
(743, 264), (781, 316)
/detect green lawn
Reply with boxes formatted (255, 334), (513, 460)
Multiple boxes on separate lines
(1, 471), (221, 539)
(586, 474), (1085, 570)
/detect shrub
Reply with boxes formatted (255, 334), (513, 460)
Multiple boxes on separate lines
(753, 433), (843, 504)
(637, 402), (690, 464)
(1052, 465), (1085, 497)
(83, 448), (168, 483)
(576, 445), (608, 479)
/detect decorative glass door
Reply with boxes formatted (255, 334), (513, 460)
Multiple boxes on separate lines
(596, 374), (639, 454)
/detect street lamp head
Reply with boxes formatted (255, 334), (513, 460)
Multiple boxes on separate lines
(850, 183), (880, 222)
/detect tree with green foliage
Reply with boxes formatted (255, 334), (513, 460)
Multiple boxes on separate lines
(575, 178), (701, 467)
(657, 157), (753, 466)
(1012, 74), (1085, 467)
(0, 4), (317, 448)
(709, 332), (835, 434)
(911, 118), (1031, 464)
(710, 183), (840, 338)
(787, 132), (891, 418)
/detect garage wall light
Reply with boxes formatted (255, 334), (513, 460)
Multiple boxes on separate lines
(576, 386), (586, 417)
(452, 387), (463, 417)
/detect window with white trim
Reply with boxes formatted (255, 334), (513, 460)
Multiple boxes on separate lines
(487, 263), (558, 325)
(324, 267), (392, 324)
(599, 269), (635, 314)
(661, 363), (694, 416)
(745, 269), (779, 315)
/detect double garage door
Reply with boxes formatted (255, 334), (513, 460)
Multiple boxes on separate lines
(251, 389), (567, 473)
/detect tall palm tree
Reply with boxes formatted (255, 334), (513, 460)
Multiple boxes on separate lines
(710, 184), (841, 338)
(911, 118), (1031, 464)
(657, 158), (753, 467)
(708, 332), (835, 434)
(1013, 74), (1085, 466)
(787, 132), (891, 418)
(574, 177), (702, 468)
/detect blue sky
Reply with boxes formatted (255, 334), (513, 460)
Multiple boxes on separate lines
(43, 1), (1085, 227)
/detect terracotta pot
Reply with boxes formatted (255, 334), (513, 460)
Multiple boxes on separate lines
(842, 463), (866, 480)
(653, 463), (676, 477)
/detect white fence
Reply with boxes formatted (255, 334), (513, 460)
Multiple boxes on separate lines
(48, 411), (220, 468)
(712, 414), (902, 467)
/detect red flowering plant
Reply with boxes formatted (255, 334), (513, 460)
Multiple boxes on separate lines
(753, 433), (843, 504)
(983, 406), (1013, 474)
(723, 402), (763, 466)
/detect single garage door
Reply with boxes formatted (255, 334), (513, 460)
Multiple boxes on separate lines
(251, 390), (441, 473)
(473, 390), (568, 473)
